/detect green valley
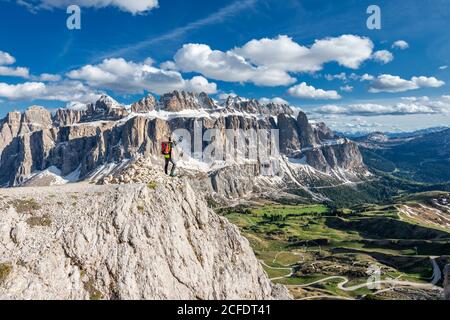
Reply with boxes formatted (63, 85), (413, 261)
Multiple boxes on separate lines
(221, 195), (450, 300)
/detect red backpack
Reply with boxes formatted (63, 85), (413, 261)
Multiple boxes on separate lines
(161, 142), (171, 155)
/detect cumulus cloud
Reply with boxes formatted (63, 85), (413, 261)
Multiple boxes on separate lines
(259, 97), (289, 105)
(325, 73), (347, 81)
(234, 35), (373, 72)
(0, 82), (45, 100)
(67, 57), (217, 95)
(173, 43), (295, 86)
(19, 0), (159, 14)
(183, 76), (217, 94)
(313, 97), (450, 116)
(0, 50), (30, 78)
(0, 66), (30, 78)
(369, 74), (445, 93)
(173, 35), (374, 87)
(340, 85), (353, 92)
(372, 50), (394, 64)
(36, 73), (62, 82)
(392, 40), (409, 50)
(360, 73), (375, 81)
(0, 51), (15, 65)
(0, 80), (100, 102)
(288, 82), (341, 100)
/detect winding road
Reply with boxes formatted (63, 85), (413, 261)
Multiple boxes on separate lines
(262, 255), (443, 295)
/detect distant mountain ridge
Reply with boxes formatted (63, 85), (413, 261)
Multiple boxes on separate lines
(0, 91), (368, 203)
(338, 126), (450, 140)
(356, 127), (450, 184)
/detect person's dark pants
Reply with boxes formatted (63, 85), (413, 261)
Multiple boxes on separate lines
(164, 157), (176, 175)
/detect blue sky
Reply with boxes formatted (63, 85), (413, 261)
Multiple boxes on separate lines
(0, 0), (449, 133)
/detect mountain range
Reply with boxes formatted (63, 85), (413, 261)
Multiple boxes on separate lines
(356, 128), (450, 184)
(0, 91), (368, 204)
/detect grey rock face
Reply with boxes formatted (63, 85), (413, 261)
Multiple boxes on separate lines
(159, 91), (209, 112)
(131, 94), (156, 113)
(0, 171), (290, 300)
(86, 95), (129, 121)
(20, 106), (53, 134)
(0, 112), (22, 156)
(53, 108), (86, 127)
(224, 96), (294, 116)
(53, 95), (129, 126)
(314, 122), (336, 140)
(277, 114), (301, 156)
(296, 111), (319, 147)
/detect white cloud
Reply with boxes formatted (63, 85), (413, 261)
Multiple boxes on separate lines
(372, 50), (394, 64)
(173, 43), (295, 86)
(0, 51), (15, 65)
(325, 73), (347, 81)
(0, 51), (63, 81)
(369, 74), (445, 93)
(288, 82), (341, 100)
(340, 85), (353, 92)
(233, 34), (373, 73)
(439, 65), (448, 70)
(37, 73), (62, 82)
(259, 97), (289, 105)
(183, 76), (217, 94)
(360, 73), (375, 81)
(313, 97), (450, 116)
(0, 82), (46, 100)
(173, 35), (374, 87)
(401, 96), (430, 102)
(349, 73), (375, 81)
(392, 40), (409, 50)
(0, 66), (30, 78)
(20, 0), (159, 14)
(0, 80), (100, 102)
(67, 57), (217, 94)
(160, 61), (178, 71)
(0, 50), (30, 78)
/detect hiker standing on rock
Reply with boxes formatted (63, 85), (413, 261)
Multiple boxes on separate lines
(162, 137), (177, 176)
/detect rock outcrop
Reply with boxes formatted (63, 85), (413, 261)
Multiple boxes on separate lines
(159, 91), (215, 112)
(131, 95), (156, 113)
(0, 167), (290, 300)
(224, 96), (294, 116)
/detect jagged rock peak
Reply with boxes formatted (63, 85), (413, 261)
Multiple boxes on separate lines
(313, 122), (336, 140)
(224, 95), (294, 116)
(93, 94), (122, 110)
(131, 94), (156, 113)
(18, 105), (53, 133)
(158, 91), (216, 112)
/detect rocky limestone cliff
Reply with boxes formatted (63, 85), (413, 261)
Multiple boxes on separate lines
(0, 166), (290, 300)
(0, 92), (367, 195)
